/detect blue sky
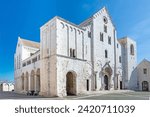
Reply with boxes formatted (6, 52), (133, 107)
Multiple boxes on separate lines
(0, 0), (150, 81)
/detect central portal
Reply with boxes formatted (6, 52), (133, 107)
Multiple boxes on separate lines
(66, 71), (76, 95)
(104, 75), (109, 90)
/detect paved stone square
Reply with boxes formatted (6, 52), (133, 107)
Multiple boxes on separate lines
(0, 91), (43, 99)
(70, 91), (150, 100)
(0, 91), (150, 100)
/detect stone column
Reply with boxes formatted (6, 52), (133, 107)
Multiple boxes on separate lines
(34, 74), (37, 91)
(28, 75), (31, 91)
(100, 76), (103, 90)
(110, 75), (114, 90)
(24, 77), (26, 91)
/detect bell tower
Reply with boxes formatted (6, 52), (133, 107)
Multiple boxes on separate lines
(119, 37), (137, 89)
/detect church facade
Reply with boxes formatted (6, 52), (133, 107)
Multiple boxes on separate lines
(14, 7), (137, 97)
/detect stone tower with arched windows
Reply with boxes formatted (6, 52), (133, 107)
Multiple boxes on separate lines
(119, 37), (137, 90)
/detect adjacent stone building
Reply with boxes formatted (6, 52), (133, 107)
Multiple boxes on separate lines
(0, 82), (14, 91)
(136, 59), (150, 91)
(14, 7), (137, 97)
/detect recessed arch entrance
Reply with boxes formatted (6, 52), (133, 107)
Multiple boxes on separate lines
(66, 71), (77, 95)
(103, 66), (112, 90)
(142, 81), (149, 91)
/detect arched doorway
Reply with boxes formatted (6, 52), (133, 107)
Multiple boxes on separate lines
(104, 75), (109, 90)
(66, 71), (76, 95)
(142, 81), (149, 91)
(103, 66), (112, 90)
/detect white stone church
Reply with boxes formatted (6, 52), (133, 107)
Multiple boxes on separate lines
(14, 7), (138, 97)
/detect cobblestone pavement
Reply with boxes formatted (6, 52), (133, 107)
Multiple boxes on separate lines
(0, 91), (150, 100)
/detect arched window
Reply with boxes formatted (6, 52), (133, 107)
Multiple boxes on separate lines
(105, 50), (108, 58)
(60, 22), (64, 29)
(130, 44), (134, 55)
(119, 56), (121, 63)
(100, 32), (103, 42)
(104, 25), (107, 33)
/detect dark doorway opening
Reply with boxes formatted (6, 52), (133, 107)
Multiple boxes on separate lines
(87, 80), (89, 91)
(104, 75), (109, 90)
(66, 72), (76, 95)
(120, 81), (122, 90)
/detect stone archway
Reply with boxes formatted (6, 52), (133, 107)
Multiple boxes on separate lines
(103, 66), (112, 90)
(66, 71), (76, 95)
(142, 81), (149, 91)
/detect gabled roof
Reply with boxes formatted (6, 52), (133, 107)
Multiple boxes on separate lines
(137, 59), (150, 68)
(79, 7), (116, 28)
(19, 37), (40, 49)
(93, 7), (116, 28)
